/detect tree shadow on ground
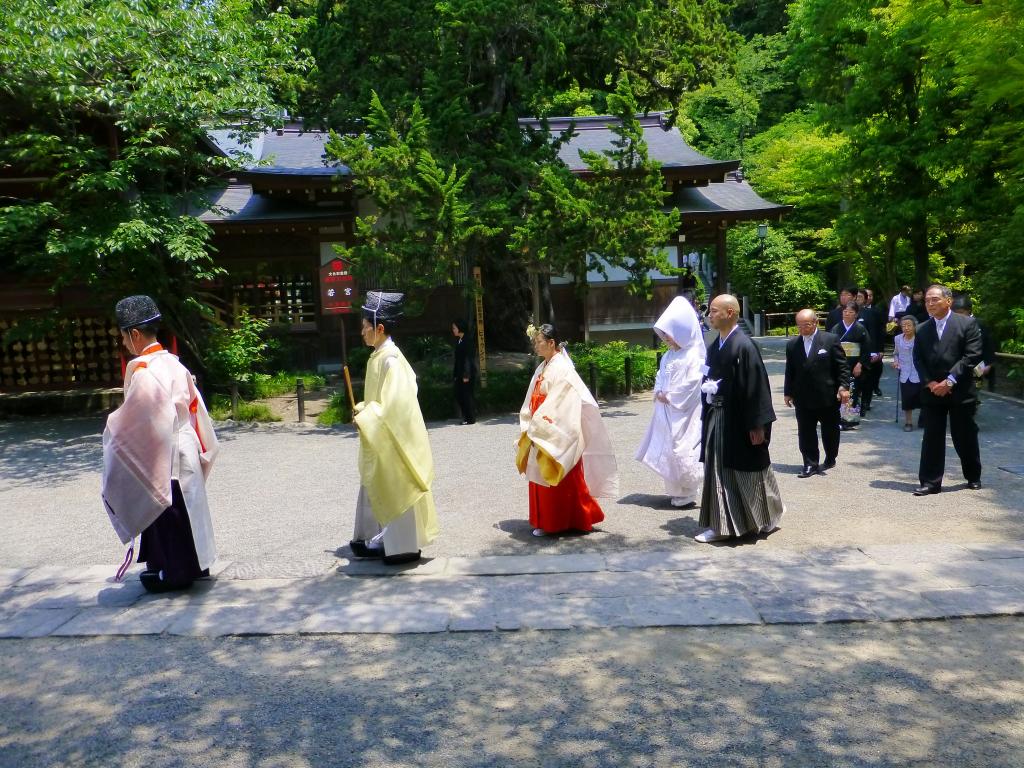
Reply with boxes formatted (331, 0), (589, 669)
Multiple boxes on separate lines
(0, 417), (105, 488)
(0, 618), (1021, 767)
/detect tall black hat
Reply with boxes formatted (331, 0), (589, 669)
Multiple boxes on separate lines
(115, 295), (162, 330)
(362, 291), (405, 326)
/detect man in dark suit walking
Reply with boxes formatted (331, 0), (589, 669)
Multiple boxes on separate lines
(826, 286), (857, 331)
(913, 284), (983, 495)
(451, 318), (477, 424)
(784, 309), (851, 477)
(855, 288), (885, 413)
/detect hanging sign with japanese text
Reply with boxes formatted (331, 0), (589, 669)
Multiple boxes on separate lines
(320, 257), (358, 315)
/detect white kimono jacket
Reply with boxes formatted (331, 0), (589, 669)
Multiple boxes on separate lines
(636, 297), (705, 500)
(517, 350), (619, 498)
(101, 345), (218, 570)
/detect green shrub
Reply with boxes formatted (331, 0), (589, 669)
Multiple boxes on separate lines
(413, 366), (533, 421)
(478, 368), (533, 414)
(204, 311), (278, 389)
(403, 334), (452, 363)
(208, 394), (281, 422)
(566, 341), (657, 395)
(251, 370), (326, 399)
(346, 346), (371, 379)
(317, 391), (352, 426)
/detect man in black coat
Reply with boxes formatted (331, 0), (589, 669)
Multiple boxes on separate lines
(451, 318), (476, 424)
(856, 288), (885, 411)
(784, 309), (851, 477)
(912, 284), (984, 495)
(825, 286), (857, 331)
(696, 294), (785, 543)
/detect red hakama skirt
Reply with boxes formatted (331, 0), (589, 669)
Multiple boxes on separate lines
(528, 461), (605, 534)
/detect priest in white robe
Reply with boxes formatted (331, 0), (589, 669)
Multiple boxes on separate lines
(635, 296), (705, 508)
(101, 295), (218, 592)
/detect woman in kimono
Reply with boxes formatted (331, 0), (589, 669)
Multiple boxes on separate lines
(515, 324), (618, 537)
(101, 295), (218, 592)
(635, 297), (705, 508)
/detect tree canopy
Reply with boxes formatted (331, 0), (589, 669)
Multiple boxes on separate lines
(306, 0), (736, 344)
(0, 0), (309, 351)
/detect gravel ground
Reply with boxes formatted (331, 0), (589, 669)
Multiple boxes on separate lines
(1, 338), (1022, 570)
(1, 619), (1022, 767)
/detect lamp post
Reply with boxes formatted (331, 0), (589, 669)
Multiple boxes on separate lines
(755, 223), (768, 334)
(756, 222), (768, 258)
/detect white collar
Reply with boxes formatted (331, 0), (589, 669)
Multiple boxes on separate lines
(718, 325), (738, 348)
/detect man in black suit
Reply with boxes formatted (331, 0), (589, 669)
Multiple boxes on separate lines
(912, 284), (983, 495)
(826, 286), (857, 331)
(855, 288), (885, 412)
(451, 318), (477, 424)
(784, 309), (851, 477)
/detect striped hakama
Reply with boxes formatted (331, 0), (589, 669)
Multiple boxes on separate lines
(699, 398), (785, 537)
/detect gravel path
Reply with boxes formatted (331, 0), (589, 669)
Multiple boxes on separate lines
(1, 337), (1022, 571)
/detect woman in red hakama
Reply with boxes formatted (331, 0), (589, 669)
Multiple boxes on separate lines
(516, 324), (618, 537)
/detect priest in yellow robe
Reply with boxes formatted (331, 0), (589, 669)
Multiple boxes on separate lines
(348, 291), (439, 565)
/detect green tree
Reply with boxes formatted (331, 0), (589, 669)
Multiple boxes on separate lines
(0, 0), (310, 356)
(727, 225), (830, 312)
(304, 0), (736, 346)
(324, 93), (496, 308)
(511, 78), (679, 308)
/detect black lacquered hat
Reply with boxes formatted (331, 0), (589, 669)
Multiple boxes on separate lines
(115, 295), (162, 330)
(362, 291), (405, 325)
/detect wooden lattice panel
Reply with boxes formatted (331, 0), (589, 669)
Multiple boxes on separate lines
(0, 317), (123, 391)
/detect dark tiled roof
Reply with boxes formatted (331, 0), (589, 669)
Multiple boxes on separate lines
(669, 175), (792, 221)
(196, 184), (349, 224)
(518, 113), (738, 177)
(205, 127), (349, 177)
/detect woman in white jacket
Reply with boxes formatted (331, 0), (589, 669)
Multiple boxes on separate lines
(635, 297), (705, 508)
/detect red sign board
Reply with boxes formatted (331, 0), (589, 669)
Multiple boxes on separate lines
(320, 258), (358, 315)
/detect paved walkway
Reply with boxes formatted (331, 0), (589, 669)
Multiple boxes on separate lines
(3, 337), (1023, 639)
(4, 539), (1024, 638)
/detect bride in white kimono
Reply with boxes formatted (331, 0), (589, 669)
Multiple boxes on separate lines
(635, 296), (705, 507)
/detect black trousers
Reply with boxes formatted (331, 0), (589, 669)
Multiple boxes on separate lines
(918, 400), (981, 488)
(138, 480), (204, 586)
(454, 377), (475, 423)
(795, 403), (840, 467)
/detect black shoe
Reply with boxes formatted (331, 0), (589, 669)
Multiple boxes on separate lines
(349, 540), (384, 559)
(822, 459), (836, 471)
(139, 570), (192, 594)
(912, 485), (941, 496)
(967, 481), (982, 490)
(860, 407), (870, 416)
(874, 389), (883, 397)
(797, 465), (820, 478)
(382, 550), (421, 565)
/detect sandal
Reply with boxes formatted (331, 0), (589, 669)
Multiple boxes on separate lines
(903, 424), (914, 432)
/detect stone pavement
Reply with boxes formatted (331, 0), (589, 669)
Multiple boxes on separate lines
(3, 539), (1024, 638)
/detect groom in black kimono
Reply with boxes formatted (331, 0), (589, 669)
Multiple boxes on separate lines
(696, 294), (785, 543)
